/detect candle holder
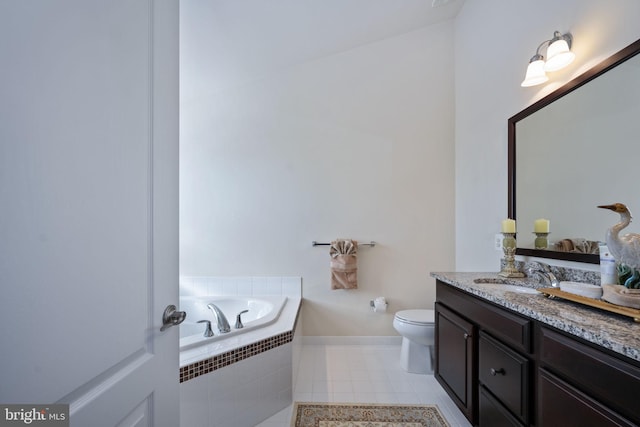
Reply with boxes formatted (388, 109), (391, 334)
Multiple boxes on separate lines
(534, 232), (550, 249)
(499, 233), (525, 278)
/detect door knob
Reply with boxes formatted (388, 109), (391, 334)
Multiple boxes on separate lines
(161, 304), (186, 331)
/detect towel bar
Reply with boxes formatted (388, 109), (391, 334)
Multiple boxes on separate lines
(312, 241), (376, 247)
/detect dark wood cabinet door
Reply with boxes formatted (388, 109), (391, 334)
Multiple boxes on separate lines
(435, 302), (476, 423)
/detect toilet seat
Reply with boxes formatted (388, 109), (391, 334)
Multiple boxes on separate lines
(394, 309), (435, 326)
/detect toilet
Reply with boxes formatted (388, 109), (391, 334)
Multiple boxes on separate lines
(392, 309), (436, 374)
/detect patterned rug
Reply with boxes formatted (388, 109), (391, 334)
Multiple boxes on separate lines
(290, 402), (450, 427)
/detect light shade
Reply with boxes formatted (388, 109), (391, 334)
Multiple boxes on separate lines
(521, 57), (548, 87)
(521, 31), (575, 88)
(544, 38), (575, 71)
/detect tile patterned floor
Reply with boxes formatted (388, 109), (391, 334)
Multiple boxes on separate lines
(256, 343), (472, 427)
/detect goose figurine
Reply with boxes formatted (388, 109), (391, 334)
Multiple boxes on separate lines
(598, 203), (640, 270)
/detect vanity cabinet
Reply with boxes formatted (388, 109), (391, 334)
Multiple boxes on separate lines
(435, 281), (532, 426)
(435, 280), (640, 427)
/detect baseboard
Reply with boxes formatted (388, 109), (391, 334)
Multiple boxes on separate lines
(301, 336), (402, 346)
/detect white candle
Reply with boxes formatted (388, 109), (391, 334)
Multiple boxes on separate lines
(534, 218), (550, 233)
(501, 219), (516, 233)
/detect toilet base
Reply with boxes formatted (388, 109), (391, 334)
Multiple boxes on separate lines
(400, 337), (433, 374)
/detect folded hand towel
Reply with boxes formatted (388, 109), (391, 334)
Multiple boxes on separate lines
(554, 238), (600, 254)
(330, 239), (358, 290)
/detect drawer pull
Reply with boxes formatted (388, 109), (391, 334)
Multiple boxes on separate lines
(464, 333), (471, 340)
(490, 368), (505, 376)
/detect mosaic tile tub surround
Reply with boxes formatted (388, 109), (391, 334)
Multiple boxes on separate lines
(179, 330), (294, 383)
(178, 276), (302, 383)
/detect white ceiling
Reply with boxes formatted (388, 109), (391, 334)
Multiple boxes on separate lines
(180, 0), (466, 94)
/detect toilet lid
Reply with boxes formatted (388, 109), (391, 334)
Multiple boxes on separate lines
(395, 309), (435, 325)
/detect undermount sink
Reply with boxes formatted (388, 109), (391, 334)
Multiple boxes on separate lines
(473, 278), (540, 294)
(498, 285), (540, 294)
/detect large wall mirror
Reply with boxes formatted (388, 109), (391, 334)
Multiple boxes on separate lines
(508, 38), (640, 264)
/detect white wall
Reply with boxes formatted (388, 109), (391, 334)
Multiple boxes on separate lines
(180, 13), (455, 335)
(180, 1), (640, 335)
(455, 0), (640, 271)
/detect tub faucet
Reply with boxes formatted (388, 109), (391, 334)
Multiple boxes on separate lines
(197, 319), (215, 337)
(526, 262), (559, 288)
(207, 303), (231, 333)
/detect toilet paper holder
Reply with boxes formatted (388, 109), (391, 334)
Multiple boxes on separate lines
(370, 297), (388, 312)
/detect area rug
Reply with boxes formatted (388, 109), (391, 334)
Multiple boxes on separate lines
(290, 402), (450, 427)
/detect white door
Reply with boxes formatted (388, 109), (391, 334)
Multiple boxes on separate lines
(0, 2), (179, 426)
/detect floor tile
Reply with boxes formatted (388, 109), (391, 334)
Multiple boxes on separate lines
(256, 343), (471, 427)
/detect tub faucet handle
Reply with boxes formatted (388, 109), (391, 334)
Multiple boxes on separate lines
(197, 319), (215, 337)
(235, 310), (249, 329)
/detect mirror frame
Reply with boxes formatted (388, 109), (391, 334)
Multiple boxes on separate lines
(508, 38), (640, 264)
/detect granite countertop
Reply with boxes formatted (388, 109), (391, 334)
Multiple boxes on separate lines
(431, 272), (640, 362)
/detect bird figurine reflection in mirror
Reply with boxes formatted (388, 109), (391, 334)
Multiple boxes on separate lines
(598, 203), (640, 270)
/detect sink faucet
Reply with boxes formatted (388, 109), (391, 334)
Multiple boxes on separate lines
(207, 303), (231, 333)
(526, 262), (559, 288)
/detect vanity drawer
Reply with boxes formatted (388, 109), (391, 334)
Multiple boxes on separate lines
(538, 368), (636, 427)
(479, 385), (524, 427)
(479, 331), (530, 424)
(538, 326), (640, 423)
(437, 281), (532, 353)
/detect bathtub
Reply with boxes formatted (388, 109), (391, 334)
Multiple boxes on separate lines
(178, 277), (302, 426)
(179, 295), (287, 351)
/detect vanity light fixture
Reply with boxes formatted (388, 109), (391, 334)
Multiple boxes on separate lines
(521, 31), (575, 87)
